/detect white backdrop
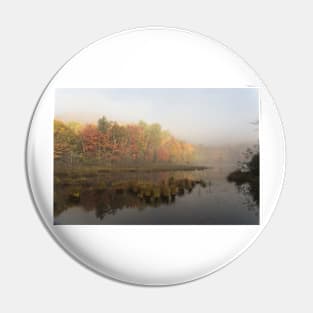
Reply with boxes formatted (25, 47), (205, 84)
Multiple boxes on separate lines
(0, 0), (312, 312)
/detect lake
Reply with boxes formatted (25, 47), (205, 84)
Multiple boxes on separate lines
(54, 166), (259, 225)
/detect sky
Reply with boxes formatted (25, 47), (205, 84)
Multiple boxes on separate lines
(55, 88), (259, 145)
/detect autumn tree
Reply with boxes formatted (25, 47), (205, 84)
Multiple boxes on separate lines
(54, 120), (79, 164)
(54, 117), (196, 166)
(80, 124), (101, 159)
(67, 121), (82, 135)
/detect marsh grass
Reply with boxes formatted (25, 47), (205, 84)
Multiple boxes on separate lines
(54, 174), (207, 218)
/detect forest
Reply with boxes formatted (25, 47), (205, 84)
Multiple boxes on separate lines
(54, 116), (196, 169)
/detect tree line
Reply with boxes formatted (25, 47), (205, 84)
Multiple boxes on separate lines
(54, 116), (195, 166)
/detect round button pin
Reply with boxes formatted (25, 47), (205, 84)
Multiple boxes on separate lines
(26, 27), (285, 285)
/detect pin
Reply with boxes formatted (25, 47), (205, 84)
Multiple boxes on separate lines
(26, 27), (285, 285)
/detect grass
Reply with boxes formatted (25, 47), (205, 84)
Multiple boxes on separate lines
(55, 164), (210, 177)
(56, 176), (207, 207)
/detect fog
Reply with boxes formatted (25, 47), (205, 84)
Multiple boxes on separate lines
(55, 88), (259, 146)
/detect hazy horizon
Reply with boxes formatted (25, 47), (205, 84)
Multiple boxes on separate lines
(55, 88), (259, 146)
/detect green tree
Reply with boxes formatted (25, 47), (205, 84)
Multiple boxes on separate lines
(97, 116), (110, 133)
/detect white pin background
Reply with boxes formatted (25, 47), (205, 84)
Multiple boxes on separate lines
(26, 28), (285, 285)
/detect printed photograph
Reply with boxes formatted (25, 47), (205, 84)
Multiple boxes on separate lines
(54, 88), (259, 225)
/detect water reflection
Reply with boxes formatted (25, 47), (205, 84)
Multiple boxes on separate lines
(227, 152), (259, 216)
(55, 174), (205, 218)
(54, 168), (259, 225)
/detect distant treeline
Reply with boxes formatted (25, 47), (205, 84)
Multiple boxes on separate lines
(54, 116), (195, 166)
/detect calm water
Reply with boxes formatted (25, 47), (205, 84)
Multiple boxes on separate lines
(54, 166), (259, 225)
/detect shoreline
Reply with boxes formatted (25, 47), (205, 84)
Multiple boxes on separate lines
(55, 164), (211, 177)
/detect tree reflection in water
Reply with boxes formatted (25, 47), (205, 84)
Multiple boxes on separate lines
(227, 151), (259, 216)
(54, 175), (207, 220)
(54, 162), (260, 224)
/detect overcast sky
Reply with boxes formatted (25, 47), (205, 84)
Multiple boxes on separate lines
(55, 88), (259, 145)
